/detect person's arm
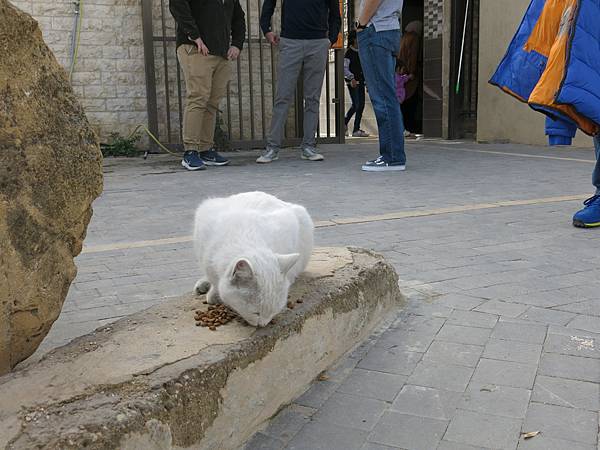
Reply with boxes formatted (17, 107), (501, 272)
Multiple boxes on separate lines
(344, 57), (354, 81)
(169, 0), (200, 42)
(358, 0), (383, 26)
(230, 0), (246, 51)
(260, 0), (280, 45)
(328, 0), (342, 44)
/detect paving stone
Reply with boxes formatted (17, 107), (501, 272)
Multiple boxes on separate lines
(360, 443), (401, 450)
(391, 385), (462, 420)
(242, 432), (285, 450)
(357, 346), (422, 376)
(544, 332), (600, 359)
(517, 435), (596, 450)
(312, 393), (388, 431)
(433, 293), (486, 311)
(295, 380), (339, 409)
(337, 368), (406, 401)
(518, 307), (576, 326)
(482, 339), (543, 365)
(368, 412), (448, 450)
(531, 375), (600, 411)
(553, 298), (600, 316)
(262, 405), (314, 443)
(447, 310), (498, 329)
(407, 361), (474, 392)
(375, 329), (435, 353)
(523, 403), (598, 445)
(539, 352), (600, 383)
(396, 315), (446, 334)
(423, 340), (483, 367)
(286, 421), (367, 450)
(436, 324), (492, 345)
(437, 441), (494, 450)
(407, 301), (454, 318)
(444, 409), (521, 450)
(471, 358), (537, 389)
(475, 300), (529, 318)
(566, 315), (600, 334)
(490, 321), (547, 344)
(460, 382), (531, 418)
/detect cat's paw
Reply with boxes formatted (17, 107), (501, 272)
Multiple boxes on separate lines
(194, 279), (211, 295)
(207, 288), (221, 305)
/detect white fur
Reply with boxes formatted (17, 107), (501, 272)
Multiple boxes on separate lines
(193, 192), (314, 327)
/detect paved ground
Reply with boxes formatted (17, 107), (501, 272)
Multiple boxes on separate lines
(31, 138), (600, 450)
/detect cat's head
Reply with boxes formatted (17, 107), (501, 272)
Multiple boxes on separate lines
(218, 252), (300, 327)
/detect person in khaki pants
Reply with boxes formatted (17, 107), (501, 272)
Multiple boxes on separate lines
(170, 0), (245, 171)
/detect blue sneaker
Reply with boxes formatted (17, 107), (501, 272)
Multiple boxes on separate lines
(573, 195), (600, 228)
(181, 151), (207, 171)
(200, 149), (230, 166)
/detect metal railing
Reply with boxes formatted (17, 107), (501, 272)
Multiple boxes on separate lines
(141, 0), (347, 152)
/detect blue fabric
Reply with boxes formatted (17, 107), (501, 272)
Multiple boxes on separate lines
(555, 0), (600, 127)
(594, 135), (600, 195)
(546, 116), (577, 146)
(358, 26), (405, 164)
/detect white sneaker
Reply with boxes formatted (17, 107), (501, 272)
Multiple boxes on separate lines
(352, 130), (370, 137)
(301, 146), (324, 161)
(256, 147), (279, 164)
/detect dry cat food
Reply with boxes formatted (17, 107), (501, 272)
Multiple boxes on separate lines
(195, 304), (238, 330)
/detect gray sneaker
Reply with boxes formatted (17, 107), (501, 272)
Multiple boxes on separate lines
(301, 146), (324, 161)
(256, 147), (279, 164)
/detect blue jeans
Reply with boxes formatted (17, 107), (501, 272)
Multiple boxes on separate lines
(594, 135), (600, 195)
(358, 26), (405, 164)
(345, 83), (366, 132)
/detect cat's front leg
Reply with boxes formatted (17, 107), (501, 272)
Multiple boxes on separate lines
(194, 279), (211, 295)
(206, 286), (222, 305)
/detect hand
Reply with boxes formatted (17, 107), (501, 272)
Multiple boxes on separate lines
(265, 32), (280, 46)
(193, 37), (209, 56)
(351, 79), (358, 88)
(227, 46), (241, 60)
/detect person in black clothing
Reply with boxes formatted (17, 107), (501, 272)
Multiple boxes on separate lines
(256, 0), (341, 163)
(170, 0), (245, 171)
(344, 30), (369, 138)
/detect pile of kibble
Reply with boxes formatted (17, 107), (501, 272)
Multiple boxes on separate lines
(195, 303), (238, 330)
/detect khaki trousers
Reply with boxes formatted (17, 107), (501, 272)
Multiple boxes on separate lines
(177, 45), (230, 151)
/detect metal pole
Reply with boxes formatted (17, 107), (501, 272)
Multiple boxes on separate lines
(141, 0), (159, 157)
(456, 0), (470, 94)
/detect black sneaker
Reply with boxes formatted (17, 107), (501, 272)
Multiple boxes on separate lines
(182, 151), (207, 171)
(362, 156), (406, 172)
(200, 149), (230, 166)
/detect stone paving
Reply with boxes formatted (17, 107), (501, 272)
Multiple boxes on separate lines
(28, 138), (600, 450)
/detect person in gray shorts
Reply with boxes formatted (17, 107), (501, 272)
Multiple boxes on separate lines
(257, 0), (341, 163)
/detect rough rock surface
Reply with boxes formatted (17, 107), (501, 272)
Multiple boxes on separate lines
(0, 0), (103, 374)
(0, 247), (404, 450)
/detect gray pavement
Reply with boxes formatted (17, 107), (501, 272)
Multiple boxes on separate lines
(31, 138), (600, 450)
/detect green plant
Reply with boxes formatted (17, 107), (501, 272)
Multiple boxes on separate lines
(100, 132), (142, 157)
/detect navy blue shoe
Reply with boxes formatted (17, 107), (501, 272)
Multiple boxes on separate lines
(200, 149), (230, 166)
(573, 195), (600, 228)
(362, 156), (406, 172)
(181, 151), (207, 171)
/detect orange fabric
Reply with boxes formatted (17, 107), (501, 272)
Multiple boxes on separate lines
(526, 0), (600, 135)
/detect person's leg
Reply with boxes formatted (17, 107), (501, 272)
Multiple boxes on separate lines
(301, 38), (330, 150)
(358, 28), (405, 164)
(593, 135), (600, 195)
(345, 86), (358, 126)
(354, 83), (366, 133)
(266, 38), (304, 150)
(198, 57), (231, 165)
(177, 45), (216, 170)
(573, 135), (600, 227)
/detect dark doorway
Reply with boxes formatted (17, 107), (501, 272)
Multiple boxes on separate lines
(400, 0), (424, 136)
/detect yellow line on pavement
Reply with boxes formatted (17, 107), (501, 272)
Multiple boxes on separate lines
(445, 147), (596, 164)
(81, 194), (587, 255)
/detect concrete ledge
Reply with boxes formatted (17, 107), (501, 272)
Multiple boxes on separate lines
(0, 247), (404, 450)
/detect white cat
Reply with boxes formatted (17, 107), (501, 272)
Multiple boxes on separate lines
(193, 192), (314, 327)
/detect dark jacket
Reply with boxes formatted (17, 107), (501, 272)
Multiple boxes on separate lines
(344, 47), (364, 83)
(260, 0), (341, 44)
(170, 0), (246, 58)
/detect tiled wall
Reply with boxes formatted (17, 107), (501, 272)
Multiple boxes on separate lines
(423, 0), (444, 137)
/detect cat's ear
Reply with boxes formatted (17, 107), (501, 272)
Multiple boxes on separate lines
(277, 253), (300, 275)
(231, 259), (254, 284)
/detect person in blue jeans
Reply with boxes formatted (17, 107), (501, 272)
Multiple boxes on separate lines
(573, 135), (600, 228)
(356, 0), (405, 172)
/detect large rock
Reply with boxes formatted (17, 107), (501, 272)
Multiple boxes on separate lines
(0, 0), (103, 374)
(0, 247), (404, 449)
